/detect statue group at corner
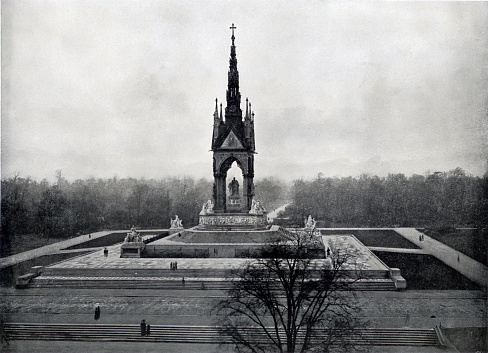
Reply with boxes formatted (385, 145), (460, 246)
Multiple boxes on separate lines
(124, 226), (142, 243)
(304, 215), (321, 236)
(199, 200), (215, 215)
(248, 199), (266, 215)
(304, 215), (317, 230)
(199, 198), (266, 215)
(170, 215), (184, 229)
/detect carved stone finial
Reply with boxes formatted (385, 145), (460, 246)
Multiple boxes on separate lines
(230, 23), (236, 43)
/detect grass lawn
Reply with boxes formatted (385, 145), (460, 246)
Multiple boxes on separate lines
(422, 228), (487, 266)
(373, 251), (480, 290)
(8, 234), (62, 255)
(443, 327), (487, 353)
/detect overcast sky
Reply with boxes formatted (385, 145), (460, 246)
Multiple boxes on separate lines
(2, 1), (487, 182)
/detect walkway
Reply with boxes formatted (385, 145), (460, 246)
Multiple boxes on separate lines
(0, 231), (113, 269)
(368, 247), (428, 254)
(267, 203), (290, 222)
(395, 228), (488, 287)
(0, 230), (167, 269)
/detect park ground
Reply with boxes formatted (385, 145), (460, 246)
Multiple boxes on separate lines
(1, 227), (486, 352)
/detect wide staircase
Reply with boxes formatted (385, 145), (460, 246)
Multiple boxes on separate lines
(27, 276), (396, 291)
(3, 323), (439, 346)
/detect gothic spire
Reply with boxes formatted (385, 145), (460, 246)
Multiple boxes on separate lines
(225, 23), (242, 125)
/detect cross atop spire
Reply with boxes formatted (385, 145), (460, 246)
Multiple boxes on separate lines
(230, 23), (236, 44)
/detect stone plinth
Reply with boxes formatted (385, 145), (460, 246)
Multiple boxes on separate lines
(120, 242), (146, 258)
(227, 196), (242, 212)
(198, 212), (267, 230)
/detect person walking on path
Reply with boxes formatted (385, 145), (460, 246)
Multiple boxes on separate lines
(1, 320), (9, 348)
(146, 324), (150, 336)
(103, 248), (108, 257)
(140, 319), (146, 337)
(94, 305), (100, 320)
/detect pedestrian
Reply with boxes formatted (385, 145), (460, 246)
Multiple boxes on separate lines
(94, 305), (100, 320)
(182, 277), (185, 286)
(1, 320), (9, 348)
(326, 247), (331, 257)
(104, 248), (108, 257)
(140, 319), (146, 337)
(457, 254), (460, 262)
(146, 324), (150, 336)
(88, 233), (91, 239)
(175, 261), (178, 270)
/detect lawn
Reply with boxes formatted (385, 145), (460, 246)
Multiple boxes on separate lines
(373, 251), (480, 290)
(422, 228), (487, 266)
(7, 234), (62, 255)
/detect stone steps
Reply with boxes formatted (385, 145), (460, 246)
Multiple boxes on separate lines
(28, 276), (397, 291)
(4, 323), (439, 346)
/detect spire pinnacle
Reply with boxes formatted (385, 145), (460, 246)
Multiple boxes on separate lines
(230, 23), (236, 45)
(226, 23), (241, 124)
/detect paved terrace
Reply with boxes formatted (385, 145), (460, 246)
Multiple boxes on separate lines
(317, 227), (488, 288)
(46, 234), (389, 272)
(4, 227), (487, 287)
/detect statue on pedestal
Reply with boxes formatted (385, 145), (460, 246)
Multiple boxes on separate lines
(304, 215), (316, 230)
(170, 215), (184, 229)
(228, 177), (239, 196)
(124, 226), (142, 243)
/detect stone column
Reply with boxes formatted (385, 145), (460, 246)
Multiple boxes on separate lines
(213, 175), (227, 213)
(242, 175), (254, 212)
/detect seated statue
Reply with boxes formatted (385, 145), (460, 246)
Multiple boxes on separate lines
(249, 199), (266, 215)
(200, 200), (215, 215)
(125, 226), (140, 243)
(228, 177), (239, 197)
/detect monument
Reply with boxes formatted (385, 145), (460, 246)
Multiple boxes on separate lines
(198, 23), (266, 231)
(17, 24), (405, 293)
(142, 24), (314, 258)
(120, 226), (145, 258)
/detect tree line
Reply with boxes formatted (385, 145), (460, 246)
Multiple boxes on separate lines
(0, 174), (289, 240)
(1, 175), (212, 240)
(281, 168), (488, 229)
(2, 167), (486, 245)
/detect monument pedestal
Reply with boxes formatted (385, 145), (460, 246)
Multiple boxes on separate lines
(120, 242), (146, 258)
(198, 212), (267, 230)
(227, 195), (242, 212)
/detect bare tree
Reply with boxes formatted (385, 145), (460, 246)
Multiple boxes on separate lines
(215, 231), (367, 353)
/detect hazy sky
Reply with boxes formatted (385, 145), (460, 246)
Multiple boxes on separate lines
(2, 1), (488, 182)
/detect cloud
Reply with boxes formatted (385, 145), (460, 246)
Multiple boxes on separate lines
(2, 1), (487, 182)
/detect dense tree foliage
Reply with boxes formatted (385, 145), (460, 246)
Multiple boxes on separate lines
(0, 175), (288, 247)
(282, 168), (488, 228)
(254, 177), (289, 212)
(1, 176), (211, 242)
